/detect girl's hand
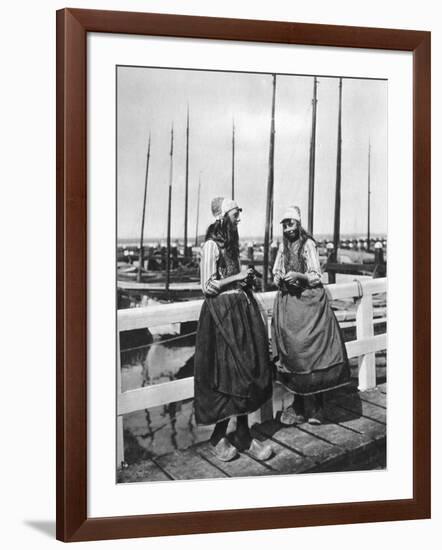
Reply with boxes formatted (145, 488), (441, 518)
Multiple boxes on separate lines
(236, 268), (253, 282)
(283, 271), (301, 285)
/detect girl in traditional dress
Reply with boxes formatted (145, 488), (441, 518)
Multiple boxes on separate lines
(194, 197), (273, 462)
(271, 206), (350, 425)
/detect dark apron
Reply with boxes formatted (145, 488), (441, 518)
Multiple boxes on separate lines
(194, 290), (273, 425)
(272, 285), (350, 395)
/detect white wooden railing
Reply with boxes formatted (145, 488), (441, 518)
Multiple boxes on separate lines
(117, 278), (387, 467)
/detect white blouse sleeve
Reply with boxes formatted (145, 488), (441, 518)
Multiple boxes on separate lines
(272, 243), (285, 286)
(200, 240), (221, 296)
(303, 239), (322, 286)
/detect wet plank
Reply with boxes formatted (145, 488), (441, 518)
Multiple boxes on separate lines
(338, 455), (386, 472)
(155, 448), (228, 480)
(255, 420), (341, 466)
(197, 433), (313, 477)
(333, 393), (386, 424)
(359, 388), (387, 409)
(326, 384), (386, 409)
(196, 442), (271, 478)
(250, 432), (315, 474)
(298, 411), (385, 473)
(117, 459), (171, 483)
(298, 417), (373, 451)
(324, 403), (386, 444)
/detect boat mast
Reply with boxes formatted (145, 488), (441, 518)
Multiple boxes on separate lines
(184, 105), (190, 257)
(166, 125), (174, 293)
(194, 172), (202, 247)
(332, 77), (343, 263)
(263, 74), (277, 290)
(308, 76), (318, 235)
(367, 140), (371, 251)
(231, 119), (235, 200)
(137, 134), (151, 282)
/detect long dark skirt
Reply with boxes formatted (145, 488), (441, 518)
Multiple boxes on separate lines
(272, 286), (350, 396)
(194, 290), (273, 425)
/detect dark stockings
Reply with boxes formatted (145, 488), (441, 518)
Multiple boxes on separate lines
(293, 394), (324, 419)
(235, 415), (252, 449)
(209, 415), (252, 449)
(209, 419), (229, 446)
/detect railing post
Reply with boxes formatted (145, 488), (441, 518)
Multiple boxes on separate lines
(355, 289), (376, 390)
(116, 331), (125, 470)
(247, 242), (254, 263)
(326, 242), (336, 284)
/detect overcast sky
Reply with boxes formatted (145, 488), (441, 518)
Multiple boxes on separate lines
(117, 66), (387, 242)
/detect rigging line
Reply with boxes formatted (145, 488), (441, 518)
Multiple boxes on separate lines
(121, 331), (198, 354)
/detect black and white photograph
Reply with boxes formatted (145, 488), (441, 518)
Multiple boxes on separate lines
(2, 0), (438, 545)
(116, 65), (388, 483)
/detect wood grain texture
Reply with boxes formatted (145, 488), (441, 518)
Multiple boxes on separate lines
(412, 30), (431, 522)
(56, 7), (431, 542)
(69, 8), (427, 51)
(56, 8), (88, 543)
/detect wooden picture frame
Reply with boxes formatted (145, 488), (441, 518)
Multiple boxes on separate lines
(56, 8), (431, 542)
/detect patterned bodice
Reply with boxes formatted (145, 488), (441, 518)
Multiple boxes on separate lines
(217, 244), (240, 278)
(283, 240), (307, 273)
(272, 238), (322, 289)
(200, 239), (241, 296)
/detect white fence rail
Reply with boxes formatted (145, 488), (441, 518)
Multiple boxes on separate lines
(117, 278), (387, 467)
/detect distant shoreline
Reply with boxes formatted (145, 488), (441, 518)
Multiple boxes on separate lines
(118, 234), (387, 246)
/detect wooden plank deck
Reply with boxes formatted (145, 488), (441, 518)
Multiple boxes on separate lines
(118, 382), (387, 483)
